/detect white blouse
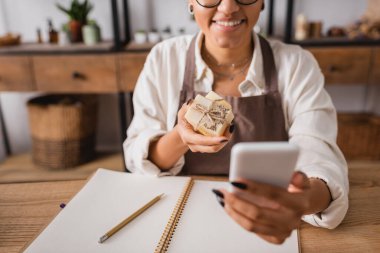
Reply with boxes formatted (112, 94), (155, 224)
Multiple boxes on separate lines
(123, 33), (349, 230)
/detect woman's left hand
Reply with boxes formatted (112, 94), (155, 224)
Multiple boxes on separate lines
(219, 172), (314, 245)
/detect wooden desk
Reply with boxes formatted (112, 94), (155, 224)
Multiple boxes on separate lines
(0, 164), (379, 253)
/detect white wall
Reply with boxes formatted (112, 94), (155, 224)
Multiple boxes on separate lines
(0, 0), (114, 42)
(0, 0), (8, 35)
(0, 0), (378, 158)
(0, 93), (35, 154)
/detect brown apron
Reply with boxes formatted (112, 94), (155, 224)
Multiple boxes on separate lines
(178, 35), (288, 175)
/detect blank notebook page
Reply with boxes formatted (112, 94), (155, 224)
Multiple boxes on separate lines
(167, 180), (299, 253)
(24, 169), (188, 253)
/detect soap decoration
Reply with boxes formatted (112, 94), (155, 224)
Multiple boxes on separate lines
(185, 91), (234, 137)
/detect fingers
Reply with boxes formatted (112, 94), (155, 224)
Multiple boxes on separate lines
(230, 179), (305, 211)
(176, 100), (233, 152)
(223, 197), (294, 243)
(218, 189), (299, 245)
(290, 171), (310, 190)
(223, 122), (235, 139)
(257, 234), (291, 245)
(222, 190), (302, 230)
(183, 129), (228, 146)
(177, 99), (192, 119)
(188, 143), (226, 153)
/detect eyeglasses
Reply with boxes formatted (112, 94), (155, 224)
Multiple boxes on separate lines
(195, 0), (259, 8)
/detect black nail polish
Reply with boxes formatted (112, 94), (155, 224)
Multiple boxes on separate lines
(212, 189), (224, 199)
(186, 99), (193, 105)
(218, 199), (225, 208)
(231, 182), (248, 190)
(229, 124), (235, 133)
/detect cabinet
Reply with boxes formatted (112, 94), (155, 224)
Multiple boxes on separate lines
(33, 55), (118, 93)
(0, 53), (148, 93)
(0, 56), (35, 91)
(118, 53), (148, 92)
(307, 47), (372, 85)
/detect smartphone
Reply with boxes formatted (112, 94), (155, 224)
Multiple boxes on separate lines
(229, 142), (299, 189)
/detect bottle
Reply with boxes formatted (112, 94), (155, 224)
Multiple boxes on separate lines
(295, 14), (309, 41)
(48, 19), (59, 44)
(36, 28), (43, 43)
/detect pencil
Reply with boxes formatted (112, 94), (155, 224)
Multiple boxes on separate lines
(98, 193), (165, 243)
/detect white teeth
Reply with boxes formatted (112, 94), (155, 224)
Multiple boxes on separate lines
(215, 20), (243, 27)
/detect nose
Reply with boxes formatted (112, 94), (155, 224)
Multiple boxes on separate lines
(217, 0), (240, 16)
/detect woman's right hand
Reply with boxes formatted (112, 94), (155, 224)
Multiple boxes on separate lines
(175, 100), (233, 153)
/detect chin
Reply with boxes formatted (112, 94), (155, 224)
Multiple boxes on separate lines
(213, 36), (245, 49)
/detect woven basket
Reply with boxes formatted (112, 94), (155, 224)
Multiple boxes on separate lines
(27, 94), (98, 169)
(337, 113), (380, 160)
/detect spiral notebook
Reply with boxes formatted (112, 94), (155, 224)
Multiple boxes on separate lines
(24, 169), (299, 253)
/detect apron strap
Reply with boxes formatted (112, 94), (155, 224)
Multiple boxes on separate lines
(258, 35), (279, 93)
(183, 35), (198, 92)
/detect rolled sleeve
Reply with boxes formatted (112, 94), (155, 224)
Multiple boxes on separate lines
(301, 162), (349, 229)
(285, 49), (349, 229)
(291, 135), (349, 229)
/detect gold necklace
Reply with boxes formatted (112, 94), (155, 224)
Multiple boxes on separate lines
(204, 51), (250, 69)
(212, 60), (251, 81)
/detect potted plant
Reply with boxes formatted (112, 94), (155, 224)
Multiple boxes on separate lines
(82, 20), (101, 45)
(134, 29), (147, 44)
(56, 0), (93, 43)
(58, 23), (71, 45)
(148, 28), (160, 44)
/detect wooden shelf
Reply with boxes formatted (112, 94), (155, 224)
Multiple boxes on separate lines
(283, 0), (380, 48)
(125, 41), (156, 52)
(0, 152), (125, 184)
(290, 37), (380, 47)
(0, 41), (116, 55)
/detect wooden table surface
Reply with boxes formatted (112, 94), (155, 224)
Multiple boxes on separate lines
(0, 163), (379, 253)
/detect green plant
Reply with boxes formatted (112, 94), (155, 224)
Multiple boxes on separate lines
(87, 19), (97, 26)
(56, 0), (93, 23)
(61, 22), (69, 32)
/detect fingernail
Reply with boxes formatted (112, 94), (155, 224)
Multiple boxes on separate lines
(229, 124), (235, 133)
(218, 199), (225, 208)
(186, 99), (193, 105)
(212, 189), (224, 199)
(220, 139), (228, 143)
(60, 203), (66, 209)
(231, 182), (248, 190)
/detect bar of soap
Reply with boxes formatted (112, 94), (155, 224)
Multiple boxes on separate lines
(185, 91), (234, 137)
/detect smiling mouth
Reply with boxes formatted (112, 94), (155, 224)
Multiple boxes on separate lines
(213, 19), (246, 27)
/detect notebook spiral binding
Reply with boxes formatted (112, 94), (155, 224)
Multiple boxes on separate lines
(154, 178), (194, 253)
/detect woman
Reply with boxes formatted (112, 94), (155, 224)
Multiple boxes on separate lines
(124, 0), (348, 245)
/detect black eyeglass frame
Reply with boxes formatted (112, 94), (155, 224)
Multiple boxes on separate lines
(195, 0), (259, 8)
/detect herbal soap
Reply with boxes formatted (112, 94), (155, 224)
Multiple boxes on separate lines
(185, 91), (234, 137)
